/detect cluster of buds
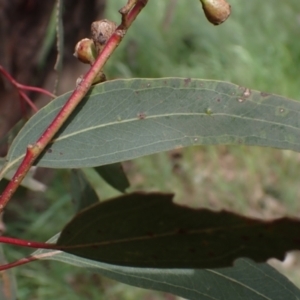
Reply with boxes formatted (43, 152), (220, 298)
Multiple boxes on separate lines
(199, 0), (231, 25)
(74, 19), (117, 84)
(73, 0), (231, 85)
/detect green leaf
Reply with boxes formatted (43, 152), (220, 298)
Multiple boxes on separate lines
(94, 163), (130, 193)
(56, 192), (300, 269)
(83, 259), (300, 300)
(33, 241), (300, 300)
(5, 78), (300, 172)
(70, 169), (100, 212)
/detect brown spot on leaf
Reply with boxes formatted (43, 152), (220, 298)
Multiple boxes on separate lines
(184, 78), (192, 86)
(137, 112), (146, 120)
(47, 148), (52, 153)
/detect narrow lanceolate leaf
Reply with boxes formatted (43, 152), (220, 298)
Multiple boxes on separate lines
(94, 163), (130, 193)
(70, 169), (100, 212)
(33, 237), (300, 300)
(56, 192), (300, 269)
(5, 78), (300, 172)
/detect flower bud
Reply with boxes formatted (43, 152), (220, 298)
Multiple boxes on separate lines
(74, 38), (97, 64)
(93, 71), (106, 84)
(91, 19), (117, 53)
(200, 0), (231, 25)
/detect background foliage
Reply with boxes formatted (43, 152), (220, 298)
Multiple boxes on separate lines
(3, 0), (300, 299)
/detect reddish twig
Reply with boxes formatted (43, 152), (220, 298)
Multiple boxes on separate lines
(0, 65), (56, 99)
(0, 236), (57, 250)
(0, 251), (62, 271)
(0, 236), (60, 271)
(0, 256), (38, 271)
(19, 90), (39, 113)
(0, 65), (56, 113)
(0, 0), (149, 212)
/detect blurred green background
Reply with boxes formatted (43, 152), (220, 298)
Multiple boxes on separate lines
(4, 0), (300, 299)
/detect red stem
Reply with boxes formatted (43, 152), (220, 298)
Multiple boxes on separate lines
(0, 250), (62, 271)
(0, 256), (38, 271)
(16, 84), (56, 99)
(19, 90), (38, 112)
(0, 65), (56, 99)
(124, 0), (149, 25)
(0, 236), (57, 250)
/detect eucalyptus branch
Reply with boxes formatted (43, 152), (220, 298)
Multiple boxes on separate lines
(0, 0), (149, 212)
(0, 236), (60, 271)
(0, 65), (56, 112)
(0, 251), (62, 271)
(0, 236), (56, 249)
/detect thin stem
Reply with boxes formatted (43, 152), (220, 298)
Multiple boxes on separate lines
(0, 0), (149, 212)
(19, 90), (38, 112)
(17, 84), (56, 99)
(0, 256), (38, 271)
(0, 236), (57, 250)
(0, 65), (56, 99)
(0, 251), (62, 271)
(127, 0), (149, 25)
